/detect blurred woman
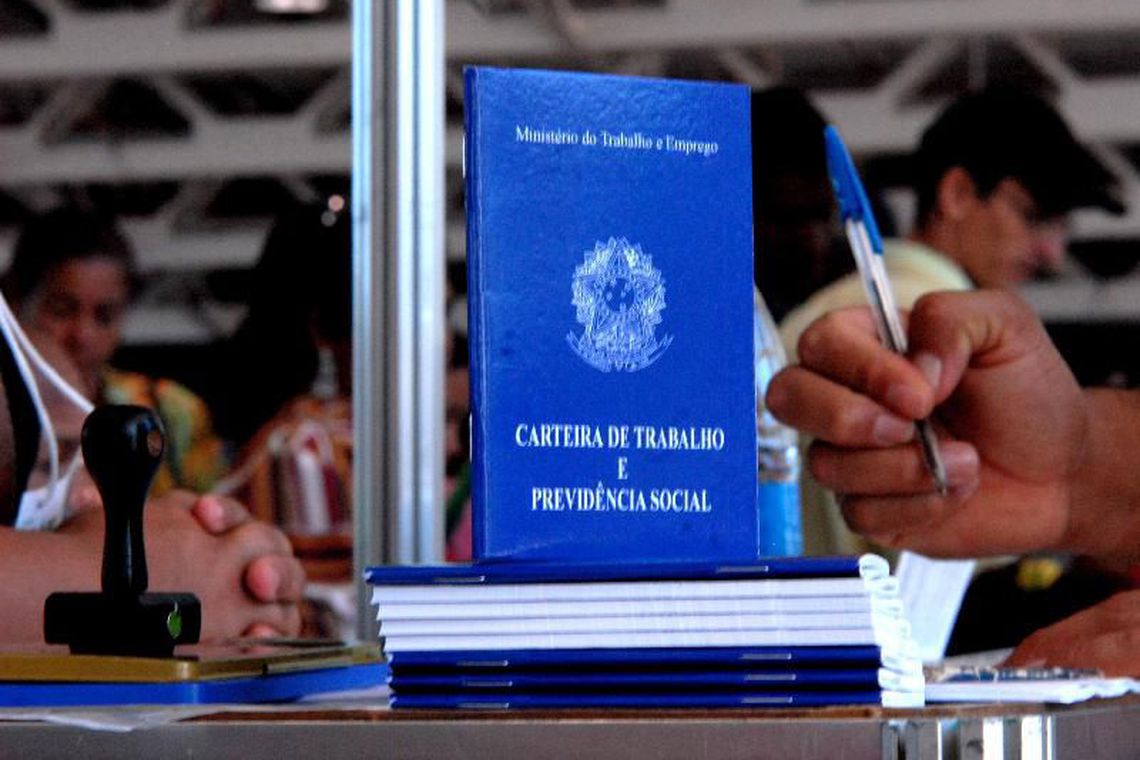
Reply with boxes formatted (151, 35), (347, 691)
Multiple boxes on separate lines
(3, 206), (227, 495)
(213, 197), (354, 536)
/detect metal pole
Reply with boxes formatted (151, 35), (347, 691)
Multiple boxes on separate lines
(352, 0), (447, 641)
(413, 0), (448, 563)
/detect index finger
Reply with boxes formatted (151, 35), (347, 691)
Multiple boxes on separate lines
(1005, 592), (1140, 676)
(244, 554), (307, 605)
(191, 494), (252, 534)
(767, 365), (916, 448)
(796, 307), (936, 421)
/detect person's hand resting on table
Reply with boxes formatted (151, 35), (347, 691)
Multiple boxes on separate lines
(1, 490), (304, 643)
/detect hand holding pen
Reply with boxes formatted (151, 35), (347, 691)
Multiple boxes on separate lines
(823, 126), (949, 494)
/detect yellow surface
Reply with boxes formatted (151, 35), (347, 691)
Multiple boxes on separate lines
(0, 640), (381, 683)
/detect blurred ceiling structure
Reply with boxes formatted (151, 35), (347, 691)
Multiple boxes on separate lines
(4, 0), (1140, 341)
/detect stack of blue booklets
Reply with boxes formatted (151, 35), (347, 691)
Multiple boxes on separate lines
(363, 66), (923, 709)
(365, 556), (923, 708)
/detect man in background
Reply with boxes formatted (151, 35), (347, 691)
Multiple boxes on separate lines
(781, 86), (1124, 351)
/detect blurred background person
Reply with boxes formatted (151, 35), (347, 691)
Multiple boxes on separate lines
(3, 206), (228, 497)
(781, 87), (1124, 353)
(212, 196), (357, 637)
(214, 196), (352, 453)
(215, 196), (354, 538)
(215, 196), (475, 626)
(751, 87), (851, 323)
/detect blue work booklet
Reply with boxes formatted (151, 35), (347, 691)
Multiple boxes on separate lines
(365, 555), (876, 586)
(390, 668), (887, 692)
(391, 690), (885, 710)
(464, 66), (758, 562)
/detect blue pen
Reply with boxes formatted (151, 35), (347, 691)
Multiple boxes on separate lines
(823, 125), (948, 494)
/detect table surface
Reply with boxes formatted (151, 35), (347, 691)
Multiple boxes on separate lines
(3, 695), (1140, 760)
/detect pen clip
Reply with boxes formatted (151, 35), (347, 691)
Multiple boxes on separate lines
(823, 125), (883, 255)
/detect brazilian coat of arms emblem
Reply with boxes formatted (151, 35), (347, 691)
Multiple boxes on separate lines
(567, 237), (673, 372)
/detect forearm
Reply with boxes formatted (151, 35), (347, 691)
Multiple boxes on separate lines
(1065, 388), (1140, 561)
(0, 524), (98, 642)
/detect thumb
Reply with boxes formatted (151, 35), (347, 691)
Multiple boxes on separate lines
(907, 290), (1050, 405)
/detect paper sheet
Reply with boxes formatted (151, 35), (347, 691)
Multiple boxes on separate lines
(896, 551), (975, 663)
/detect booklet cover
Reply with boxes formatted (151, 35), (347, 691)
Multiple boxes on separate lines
(464, 66), (758, 562)
(366, 555), (881, 585)
(389, 667), (886, 692)
(390, 689), (887, 710)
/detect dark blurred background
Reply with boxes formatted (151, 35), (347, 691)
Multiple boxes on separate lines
(3, 0), (1140, 416)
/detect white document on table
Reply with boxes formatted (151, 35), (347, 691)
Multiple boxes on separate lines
(896, 551), (975, 664)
